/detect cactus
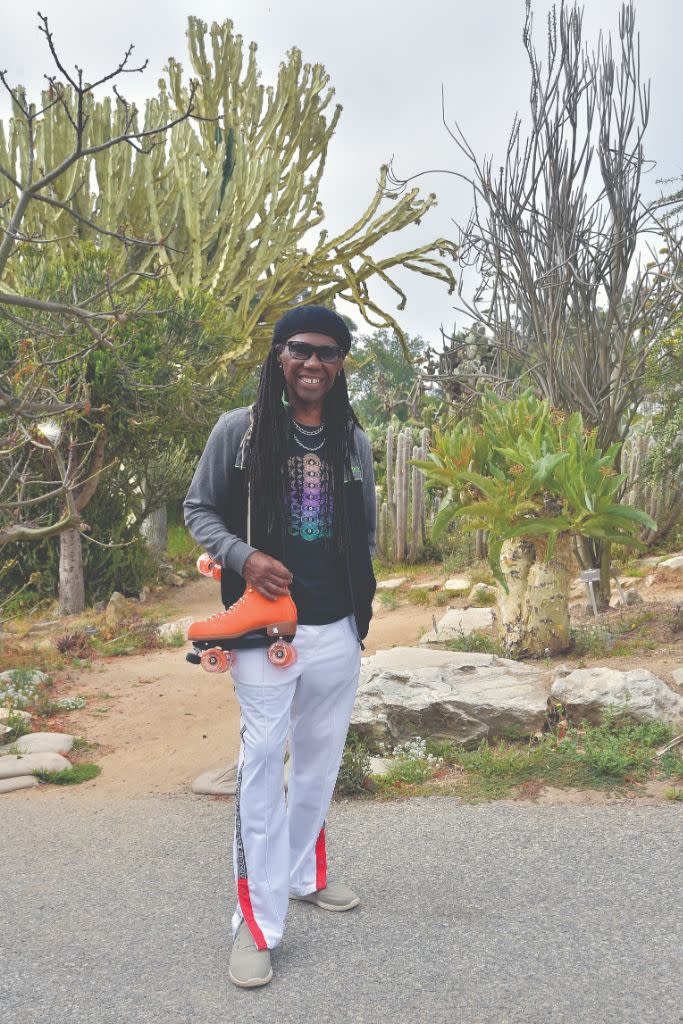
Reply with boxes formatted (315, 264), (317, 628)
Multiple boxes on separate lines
(379, 423), (429, 563)
(622, 427), (683, 546)
(0, 17), (457, 365)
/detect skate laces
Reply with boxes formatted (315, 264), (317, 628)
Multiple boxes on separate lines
(205, 589), (250, 623)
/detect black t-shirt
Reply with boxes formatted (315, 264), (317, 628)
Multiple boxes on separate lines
(283, 427), (353, 625)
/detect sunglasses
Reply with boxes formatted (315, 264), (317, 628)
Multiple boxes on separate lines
(285, 340), (343, 364)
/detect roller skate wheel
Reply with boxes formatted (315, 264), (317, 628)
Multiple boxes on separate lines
(200, 647), (230, 673)
(196, 554), (221, 580)
(267, 640), (297, 668)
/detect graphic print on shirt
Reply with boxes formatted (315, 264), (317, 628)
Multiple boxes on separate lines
(287, 452), (334, 542)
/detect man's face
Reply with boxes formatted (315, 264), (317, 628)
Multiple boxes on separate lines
(277, 332), (344, 407)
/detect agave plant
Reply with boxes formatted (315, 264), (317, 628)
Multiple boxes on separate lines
(415, 391), (656, 656)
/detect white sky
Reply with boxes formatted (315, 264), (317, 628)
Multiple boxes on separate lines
(2, 0), (681, 344)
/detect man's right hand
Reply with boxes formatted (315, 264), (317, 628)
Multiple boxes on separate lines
(243, 551), (293, 600)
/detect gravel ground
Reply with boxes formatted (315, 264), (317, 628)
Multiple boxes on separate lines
(1, 792), (681, 1024)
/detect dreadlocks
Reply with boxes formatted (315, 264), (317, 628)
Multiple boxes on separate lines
(247, 347), (362, 556)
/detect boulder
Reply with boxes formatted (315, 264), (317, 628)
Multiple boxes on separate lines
(166, 574), (185, 588)
(469, 583), (497, 602)
(410, 580), (443, 591)
(0, 776), (40, 794)
(0, 669), (49, 688)
(672, 668), (683, 687)
(0, 708), (32, 723)
(550, 667), (683, 726)
(351, 646), (548, 747)
(419, 607), (493, 643)
(658, 555), (683, 571)
(375, 578), (407, 590)
(443, 577), (470, 593)
(157, 617), (194, 641)
(0, 751), (72, 779)
(192, 758), (289, 796)
(609, 588), (643, 608)
(13, 732), (74, 756)
(368, 756), (392, 776)
(105, 591), (131, 625)
(192, 761), (238, 796)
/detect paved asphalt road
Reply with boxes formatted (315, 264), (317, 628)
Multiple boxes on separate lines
(2, 792), (681, 1024)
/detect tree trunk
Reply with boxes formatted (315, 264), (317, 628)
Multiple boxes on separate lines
(520, 534), (573, 657)
(59, 527), (85, 615)
(495, 539), (535, 655)
(142, 504), (168, 556)
(597, 540), (612, 608)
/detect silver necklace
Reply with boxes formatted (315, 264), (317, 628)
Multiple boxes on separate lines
(293, 419), (324, 436)
(293, 433), (325, 453)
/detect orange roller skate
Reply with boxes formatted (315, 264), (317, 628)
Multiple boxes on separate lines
(187, 559), (298, 672)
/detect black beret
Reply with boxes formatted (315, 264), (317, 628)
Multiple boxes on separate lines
(272, 305), (352, 354)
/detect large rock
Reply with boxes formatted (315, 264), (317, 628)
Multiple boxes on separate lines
(672, 668), (683, 687)
(0, 751), (72, 779)
(0, 708), (32, 722)
(105, 591), (131, 625)
(375, 578), (407, 590)
(13, 732), (74, 755)
(351, 646), (548, 747)
(191, 758), (290, 795)
(419, 607), (493, 643)
(157, 617), (194, 641)
(0, 776), (40, 794)
(658, 555), (683, 571)
(550, 667), (683, 726)
(443, 577), (470, 593)
(0, 669), (49, 688)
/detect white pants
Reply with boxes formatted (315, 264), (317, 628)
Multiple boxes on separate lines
(229, 614), (361, 950)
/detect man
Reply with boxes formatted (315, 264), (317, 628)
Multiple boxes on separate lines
(183, 304), (376, 988)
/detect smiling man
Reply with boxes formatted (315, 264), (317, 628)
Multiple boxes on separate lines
(183, 304), (376, 988)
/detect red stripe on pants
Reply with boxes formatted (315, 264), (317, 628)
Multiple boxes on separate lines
(315, 827), (327, 890)
(237, 878), (268, 950)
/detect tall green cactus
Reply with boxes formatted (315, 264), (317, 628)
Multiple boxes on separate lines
(0, 17), (457, 365)
(381, 423), (429, 563)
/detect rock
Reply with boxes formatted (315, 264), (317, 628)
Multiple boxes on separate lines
(443, 577), (470, 593)
(670, 668), (683, 687)
(0, 776), (40, 794)
(351, 646), (548, 747)
(192, 758), (290, 796)
(419, 607), (493, 643)
(550, 667), (683, 727)
(0, 669), (49, 688)
(0, 708), (32, 722)
(192, 761), (238, 796)
(105, 591), (130, 625)
(644, 575), (656, 589)
(410, 580), (443, 591)
(569, 579), (586, 600)
(94, 601), (106, 613)
(13, 732), (74, 755)
(609, 589), (643, 608)
(621, 577), (639, 590)
(375, 578), (407, 590)
(637, 556), (662, 569)
(138, 586), (150, 603)
(166, 574), (185, 588)
(157, 616), (194, 641)
(368, 756), (392, 776)
(0, 724), (10, 737)
(0, 751), (72, 779)
(658, 555), (683, 571)
(469, 583), (497, 602)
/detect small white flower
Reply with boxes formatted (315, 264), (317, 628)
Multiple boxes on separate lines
(36, 419), (62, 445)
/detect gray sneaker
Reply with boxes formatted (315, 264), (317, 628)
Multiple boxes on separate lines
(228, 922), (273, 988)
(291, 880), (360, 912)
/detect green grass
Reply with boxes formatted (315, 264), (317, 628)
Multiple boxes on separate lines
(446, 630), (505, 656)
(570, 610), (658, 658)
(167, 525), (199, 569)
(470, 586), (497, 607)
(376, 590), (399, 610)
(340, 709), (680, 803)
(407, 588), (431, 606)
(33, 763), (102, 785)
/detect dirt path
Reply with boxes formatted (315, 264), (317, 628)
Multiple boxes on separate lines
(37, 581), (437, 800)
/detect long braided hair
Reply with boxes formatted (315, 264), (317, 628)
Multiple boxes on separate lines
(247, 347), (362, 556)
